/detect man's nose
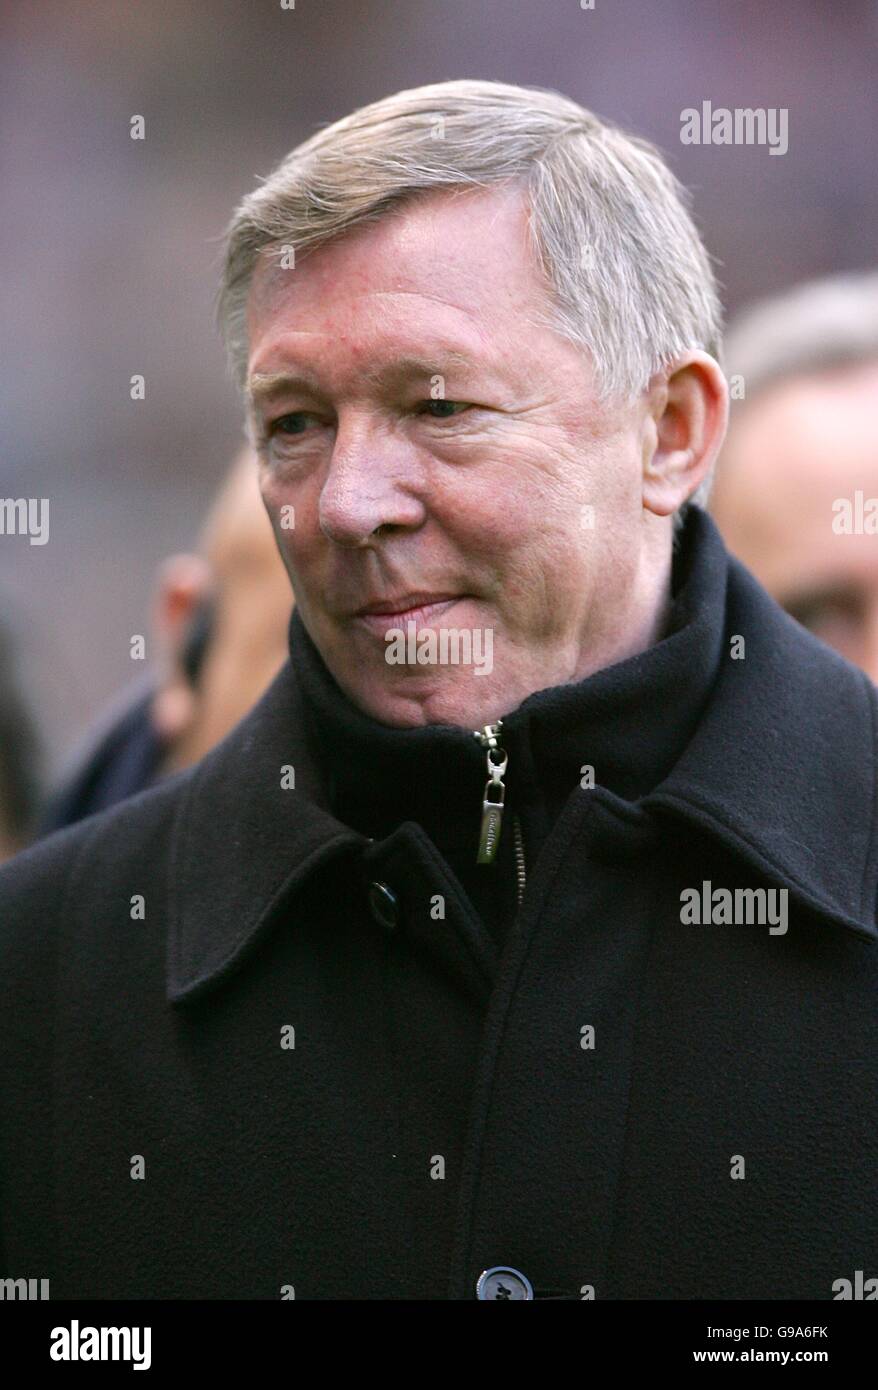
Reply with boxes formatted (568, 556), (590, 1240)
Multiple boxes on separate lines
(318, 421), (427, 547)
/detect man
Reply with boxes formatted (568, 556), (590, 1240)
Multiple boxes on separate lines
(1, 80), (876, 1301)
(710, 272), (878, 680)
(38, 448), (292, 832)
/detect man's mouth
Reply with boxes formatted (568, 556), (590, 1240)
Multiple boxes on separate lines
(352, 592), (468, 636)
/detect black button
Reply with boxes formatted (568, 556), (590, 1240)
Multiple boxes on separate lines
(368, 881), (399, 932)
(476, 1266), (534, 1300)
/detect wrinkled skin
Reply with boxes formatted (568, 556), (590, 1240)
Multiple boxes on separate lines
(246, 183), (725, 727)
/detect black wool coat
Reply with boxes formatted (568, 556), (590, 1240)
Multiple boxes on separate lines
(2, 519), (878, 1300)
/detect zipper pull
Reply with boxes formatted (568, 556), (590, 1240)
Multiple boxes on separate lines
(474, 721), (508, 864)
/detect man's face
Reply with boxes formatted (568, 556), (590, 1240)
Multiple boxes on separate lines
(245, 183), (654, 728)
(712, 360), (878, 680)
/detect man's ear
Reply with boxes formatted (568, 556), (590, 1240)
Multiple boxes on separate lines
(642, 352), (729, 517)
(149, 554), (214, 741)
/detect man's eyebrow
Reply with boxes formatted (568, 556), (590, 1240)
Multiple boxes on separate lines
(363, 351), (480, 385)
(247, 372), (316, 410)
(247, 351), (485, 409)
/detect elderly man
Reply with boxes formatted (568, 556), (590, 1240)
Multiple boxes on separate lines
(1, 80), (876, 1302)
(711, 272), (878, 680)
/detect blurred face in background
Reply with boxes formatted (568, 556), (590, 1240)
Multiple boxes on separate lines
(711, 358), (878, 680)
(151, 452), (293, 770)
(244, 184), (720, 730)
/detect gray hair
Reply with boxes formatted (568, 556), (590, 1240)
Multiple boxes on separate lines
(723, 270), (878, 402)
(217, 78), (723, 509)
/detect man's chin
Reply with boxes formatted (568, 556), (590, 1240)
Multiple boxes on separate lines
(332, 664), (504, 730)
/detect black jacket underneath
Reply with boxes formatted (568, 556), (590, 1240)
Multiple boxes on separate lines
(1, 507), (877, 1300)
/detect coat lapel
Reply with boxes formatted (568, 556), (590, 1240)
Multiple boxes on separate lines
(166, 660), (368, 1003)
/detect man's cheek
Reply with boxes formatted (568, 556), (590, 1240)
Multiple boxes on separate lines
(261, 484), (316, 550)
(258, 473), (287, 523)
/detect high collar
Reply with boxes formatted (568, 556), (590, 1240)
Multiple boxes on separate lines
(167, 508), (878, 1003)
(288, 505), (725, 859)
(290, 508), (727, 856)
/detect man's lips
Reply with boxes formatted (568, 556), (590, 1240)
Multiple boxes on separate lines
(352, 593), (469, 634)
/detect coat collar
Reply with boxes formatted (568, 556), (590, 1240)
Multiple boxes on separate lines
(641, 549), (878, 943)
(287, 505), (729, 852)
(168, 513), (878, 1003)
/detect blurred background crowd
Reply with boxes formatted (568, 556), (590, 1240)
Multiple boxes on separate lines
(1, 0), (876, 860)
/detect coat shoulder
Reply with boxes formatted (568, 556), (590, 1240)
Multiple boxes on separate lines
(0, 768), (191, 968)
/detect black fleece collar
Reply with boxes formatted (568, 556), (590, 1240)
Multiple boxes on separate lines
(289, 505), (725, 862)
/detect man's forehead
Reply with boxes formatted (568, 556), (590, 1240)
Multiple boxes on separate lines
(246, 259), (527, 398)
(243, 185), (568, 401)
(246, 184), (538, 326)
(723, 370), (878, 488)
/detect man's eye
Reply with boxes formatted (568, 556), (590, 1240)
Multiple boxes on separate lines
(269, 412), (316, 436)
(417, 399), (471, 420)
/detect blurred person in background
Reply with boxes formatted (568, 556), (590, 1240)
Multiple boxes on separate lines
(0, 611), (42, 862)
(40, 446), (292, 832)
(710, 272), (878, 679)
